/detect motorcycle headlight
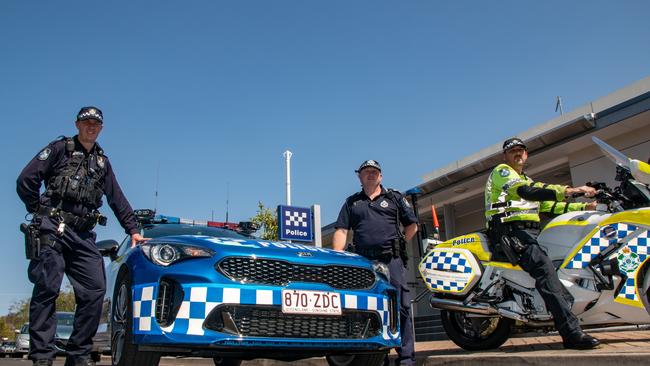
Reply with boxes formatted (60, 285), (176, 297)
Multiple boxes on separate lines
(373, 261), (391, 282)
(141, 243), (214, 266)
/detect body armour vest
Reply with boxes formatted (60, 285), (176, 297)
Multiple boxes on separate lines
(45, 137), (107, 209)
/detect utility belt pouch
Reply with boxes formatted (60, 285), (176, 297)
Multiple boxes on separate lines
(395, 238), (409, 267)
(20, 222), (41, 260)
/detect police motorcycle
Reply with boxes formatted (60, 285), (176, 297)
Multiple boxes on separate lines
(418, 137), (650, 350)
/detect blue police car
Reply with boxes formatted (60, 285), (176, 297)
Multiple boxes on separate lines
(94, 210), (400, 366)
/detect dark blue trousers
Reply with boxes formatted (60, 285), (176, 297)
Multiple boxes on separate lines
(512, 228), (581, 338)
(27, 216), (105, 362)
(387, 257), (415, 366)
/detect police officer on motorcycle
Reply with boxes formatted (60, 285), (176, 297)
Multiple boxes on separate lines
(485, 137), (600, 349)
(333, 160), (418, 365)
(17, 106), (147, 366)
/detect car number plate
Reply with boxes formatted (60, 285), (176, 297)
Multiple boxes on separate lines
(281, 289), (342, 316)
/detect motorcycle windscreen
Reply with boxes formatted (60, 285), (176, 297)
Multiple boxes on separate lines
(418, 247), (482, 295)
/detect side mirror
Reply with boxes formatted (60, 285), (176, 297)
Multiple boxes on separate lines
(96, 239), (119, 261)
(15, 329), (20, 334)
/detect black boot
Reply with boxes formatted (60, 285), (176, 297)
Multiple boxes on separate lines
(563, 331), (600, 349)
(33, 360), (53, 366)
(64, 357), (96, 366)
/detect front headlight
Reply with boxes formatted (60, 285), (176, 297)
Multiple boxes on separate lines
(141, 242), (214, 266)
(373, 261), (391, 282)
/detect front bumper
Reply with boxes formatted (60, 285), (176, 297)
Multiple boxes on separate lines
(132, 281), (400, 351)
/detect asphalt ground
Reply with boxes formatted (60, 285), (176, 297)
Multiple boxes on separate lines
(1, 328), (649, 365)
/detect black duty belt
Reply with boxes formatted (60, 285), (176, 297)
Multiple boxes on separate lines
(507, 221), (540, 230)
(353, 245), (396, 263)
(37, 206), (99, 232)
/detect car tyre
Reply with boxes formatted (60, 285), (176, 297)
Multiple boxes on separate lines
(213, 356), (242, 366)
(440, 310), (513, 350)
(326, 352), (387, 366)
(111, 272), (161, 366)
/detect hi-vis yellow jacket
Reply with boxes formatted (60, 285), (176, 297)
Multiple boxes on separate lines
(485, 163), (586, 224)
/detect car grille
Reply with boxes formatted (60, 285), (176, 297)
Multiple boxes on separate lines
(216, 257), (376, 289)
(205, 305), (381, 339)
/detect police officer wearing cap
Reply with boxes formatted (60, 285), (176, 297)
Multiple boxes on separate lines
(485, 137), (600, 349)
(17, 107), (147, 366)
(333, 160), (418, 366)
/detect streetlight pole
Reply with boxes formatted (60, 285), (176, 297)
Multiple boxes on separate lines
(283, 150), (292, 205)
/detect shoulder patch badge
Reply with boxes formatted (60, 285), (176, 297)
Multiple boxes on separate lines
(499, 168), (510, 177)
(402, 197), (411, 208)
(380, 200), (389, 208)
(37, 148), (51, 161)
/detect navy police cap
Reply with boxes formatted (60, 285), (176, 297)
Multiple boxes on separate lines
(77, 106), (103, 124)
(355, 159), (381, 173)
(502, 137), (527, 152)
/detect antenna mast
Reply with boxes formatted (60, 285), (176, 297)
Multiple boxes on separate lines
(154, 162), (160, 213)
(225, 182), (230, 223)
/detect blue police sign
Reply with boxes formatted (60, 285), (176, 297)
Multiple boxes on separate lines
(278, 205), (313, 242)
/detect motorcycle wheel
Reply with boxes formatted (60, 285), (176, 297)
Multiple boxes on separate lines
(326, 352), (387, 366)
(440, 310), (513, 350)
(111, 272), (161, 366)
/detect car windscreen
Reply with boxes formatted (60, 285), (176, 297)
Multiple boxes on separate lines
(57, 313), (74, 326)
(144, 224), (250, 240)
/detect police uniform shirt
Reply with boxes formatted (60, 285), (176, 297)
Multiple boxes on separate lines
(17, 136), (139, 235)
(335, 187), (417, 249)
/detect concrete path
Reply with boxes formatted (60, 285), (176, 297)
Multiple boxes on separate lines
(1, 329), (648, 365)
(415, 328), (650, 366)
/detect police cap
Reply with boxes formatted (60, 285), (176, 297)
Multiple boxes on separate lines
(355, 159), (381, 173)
(502, 137), (527, 152)
(77, 106), (103, 124)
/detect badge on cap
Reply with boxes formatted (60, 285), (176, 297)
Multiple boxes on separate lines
(499, 168), (510, 177)
(37, 148), (51, 161)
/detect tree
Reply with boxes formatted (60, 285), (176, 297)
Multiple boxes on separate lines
(56, 285), (77, 312)
(7, 298), (29, 331)
(0, 317), (13, 340)
(0, 286), (77, 339)
(250, 201), (278, 240)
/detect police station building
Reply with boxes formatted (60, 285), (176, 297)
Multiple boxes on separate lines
(322, 76), (650, 340)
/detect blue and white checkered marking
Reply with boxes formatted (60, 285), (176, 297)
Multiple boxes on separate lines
(422, 251), (473, 274)
(419, 248), (480, 295)
(565, 223), (650, 306)
(133, 286), (155, 332)
(566, 224), (638, 269)
(285, 211), (308, 228)
(132, 284), (397, 341)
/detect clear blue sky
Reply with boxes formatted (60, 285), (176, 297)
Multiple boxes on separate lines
(1, 1), (649, 315)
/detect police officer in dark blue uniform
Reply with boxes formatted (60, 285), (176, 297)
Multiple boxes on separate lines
(333, 160), (418, 366)
(17, 107), (147, 366)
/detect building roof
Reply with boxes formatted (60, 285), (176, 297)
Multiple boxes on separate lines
(417, 76), (650, 197)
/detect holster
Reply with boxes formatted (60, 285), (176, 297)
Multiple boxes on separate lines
(500, 235), (524, 265)
(20, 222), (41, 260)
